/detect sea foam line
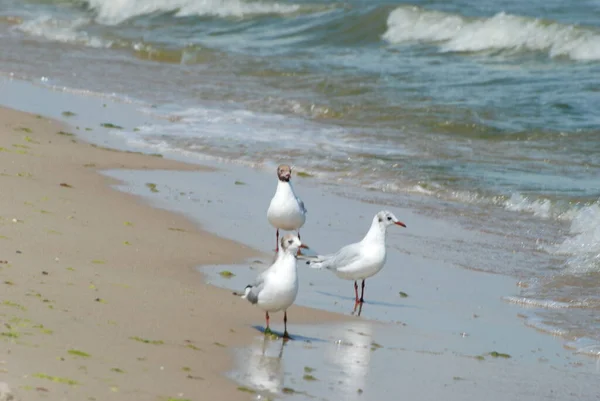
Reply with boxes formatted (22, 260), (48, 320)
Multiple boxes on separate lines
(503, 296), (593, 309)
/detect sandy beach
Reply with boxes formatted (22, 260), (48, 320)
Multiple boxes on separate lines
(0, 106), (338, 401)
(106, 162), (600, 400)
(0, 77), (598, 401)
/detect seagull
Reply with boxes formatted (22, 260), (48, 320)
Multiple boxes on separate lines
(302, 210), (406, 304)
(240, 234), (308, 339)
(267, 164), (307, 252)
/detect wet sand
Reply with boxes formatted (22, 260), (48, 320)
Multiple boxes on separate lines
(0, 105), (339, 401)
(1, 77), (599, 401)
(106, 165), (600, 400)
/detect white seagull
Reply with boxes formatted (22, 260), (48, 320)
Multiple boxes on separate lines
(303, 210), (406, 304)
(241, 234), (308, 338)
(267, 164), (307, 252)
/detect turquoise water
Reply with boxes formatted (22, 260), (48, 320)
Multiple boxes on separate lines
(0, 0), (599, 354)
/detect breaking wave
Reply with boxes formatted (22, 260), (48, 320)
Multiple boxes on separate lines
(383, 6), (600, 61)
(82, 0), (303, 24)
(16, 16), (110, 48)
(554, 203), (600, 274)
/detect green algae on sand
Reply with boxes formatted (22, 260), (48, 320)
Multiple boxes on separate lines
(33, 373), (79, 386)
(130, 336), (164, 345)
(296, 171), (314, 178)
(146, 183), (159, 193)
(100, 123), (123, 129)
(237, 386), (256, 394)
(489, 351), (511, 358)
(68, 349), (91, 358)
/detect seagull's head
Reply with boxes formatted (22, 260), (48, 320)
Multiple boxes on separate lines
(376, 210), (406, 229)
(277, 164), (292, 183)
(280, 234), (308, 254)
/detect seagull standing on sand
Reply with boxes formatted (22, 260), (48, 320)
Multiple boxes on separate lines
(303, 210), (406, 304)
(267, 164), (307, 252)
(240, 234), (308, 338)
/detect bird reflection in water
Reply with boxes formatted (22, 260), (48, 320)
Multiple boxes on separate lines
(238, 335), (287, 395)
(325, 321), (374, 400)
(352, 300), (364, 316)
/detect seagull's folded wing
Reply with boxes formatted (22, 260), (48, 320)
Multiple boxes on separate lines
(307, 243), (362, 271)
(298, 198), (307, 214)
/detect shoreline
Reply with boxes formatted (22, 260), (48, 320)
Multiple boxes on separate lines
(0, 105), (343, 400)
(101, 163), (600, 399)
(0, 77), (599, 400)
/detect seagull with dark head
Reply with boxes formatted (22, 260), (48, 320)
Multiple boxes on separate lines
(240, 234), (308, 339)
(267, 164), (307, 252)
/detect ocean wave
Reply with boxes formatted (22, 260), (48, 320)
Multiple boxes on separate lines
(13, 14), (211, 62)
(504, 193), (559, 220)
(82, 0), (302, 24)
(15, 15), (110, 48)
(522, 317), (571, 337)
(382, 6), (600, 61)
(565, 338), (600, 357)
(554, 203), (600, 274)
(503, 296), (594, 309)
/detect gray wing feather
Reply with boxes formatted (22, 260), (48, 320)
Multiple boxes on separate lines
(298, 197), (307, 214)
(243, 271), (267, 304)
(306, 243), (362, 271)
(246, 285), (260, 304)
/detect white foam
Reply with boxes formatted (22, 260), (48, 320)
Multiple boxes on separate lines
(15, 16), (110, 48)
(504, 194), (600, 273)
(554, 203), (600, 273)
(504, 193), (553, 219)
(84, 0), (301, 25)
(382, 6), (600, 61)
(503, 296), (592, 309)
(522, 318), (570, 337)
(565, 338), (600, 358)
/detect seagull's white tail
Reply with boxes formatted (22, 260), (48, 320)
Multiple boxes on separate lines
(307, 261), (325, 269)
(241, 285), (252, 299)
(299, 255), (326, 269)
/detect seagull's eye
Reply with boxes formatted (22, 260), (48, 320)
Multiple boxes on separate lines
(387, 216), (392, 221)
(288, 239), (293, 245)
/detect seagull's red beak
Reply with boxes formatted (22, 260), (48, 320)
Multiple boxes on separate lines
(297, 243), (309, 257)
(395, 221), (407, 227)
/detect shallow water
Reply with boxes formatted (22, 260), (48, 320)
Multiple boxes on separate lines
(101, 165), (600, 400)
(0, 0), (599, 371)
(97, 163), (595, 356)
(230, 323), (600, 401)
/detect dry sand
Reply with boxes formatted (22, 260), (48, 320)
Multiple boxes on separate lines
(0, 106), (338, 401)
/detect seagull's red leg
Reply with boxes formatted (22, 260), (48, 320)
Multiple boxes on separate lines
(359, 279), (366, 304)
(275, 229), (279, 252)
(283, 311), (291, 339)
(264, 311), (271, 334)
(354, 281), (359, 304)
